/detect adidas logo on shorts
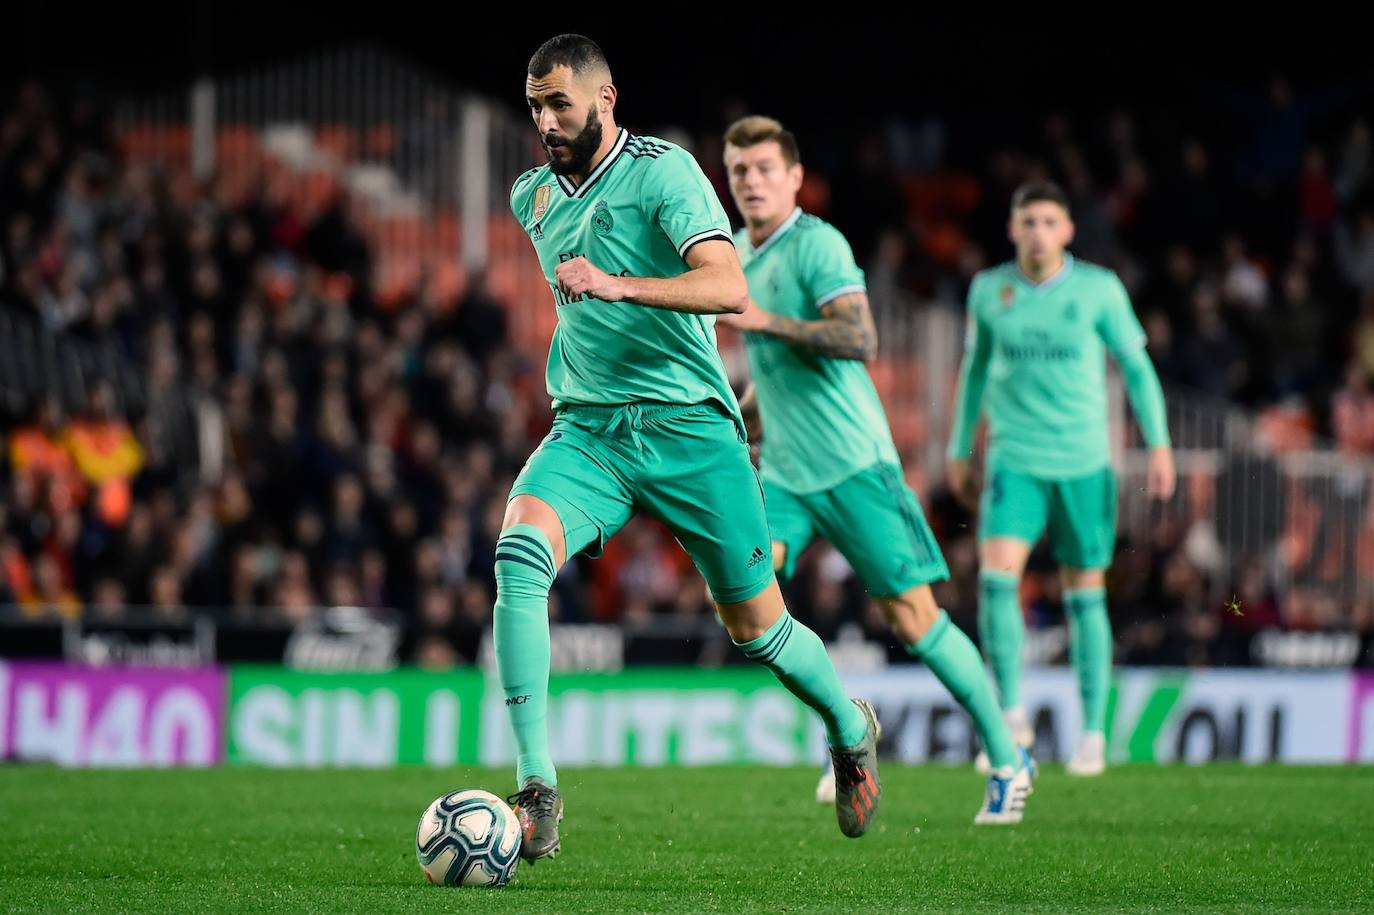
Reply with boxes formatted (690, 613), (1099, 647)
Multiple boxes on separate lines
(746, 546), (767, 569)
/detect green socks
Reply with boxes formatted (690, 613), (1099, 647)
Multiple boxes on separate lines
(978, 569), (1024, 711)
(908, 610), (1018, 769)
(492, 524), (558, 786)
(735, 611), (868, 749)
(1065, 586), (1111, 735)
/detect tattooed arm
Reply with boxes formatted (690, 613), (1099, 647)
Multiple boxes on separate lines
(718, 291), (878, 361)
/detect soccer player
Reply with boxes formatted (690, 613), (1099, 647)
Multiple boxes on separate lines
(500, 36), (881, 862)
(947, 180), (1176, 776)
(718, 116), (1033, 824)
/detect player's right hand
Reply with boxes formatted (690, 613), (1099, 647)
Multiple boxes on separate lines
(947, 458), (978, 510)
(717, 299), (771, 332)
(1147, 446), (1177, 501)
(555, 255), (624, 303)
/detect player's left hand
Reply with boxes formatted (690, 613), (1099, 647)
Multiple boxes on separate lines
(1147, 446), (1176, 501)
(555, 256), (625, 302)
(717, 299), (771, 332)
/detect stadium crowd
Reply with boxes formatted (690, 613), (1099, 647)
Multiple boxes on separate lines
(2, 76), (1373, 666)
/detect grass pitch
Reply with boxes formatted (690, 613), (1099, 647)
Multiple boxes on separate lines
(1, 764), (1370, 913)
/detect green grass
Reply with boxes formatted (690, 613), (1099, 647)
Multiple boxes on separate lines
(0, 765), (1370, 913)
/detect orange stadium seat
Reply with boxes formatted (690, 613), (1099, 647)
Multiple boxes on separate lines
(431, 209), (460, 252)
(314, 125), (358, 162)
(215, 125), (263, 165)
(296, 171), (341, 218)
(116, 125), (191, 164)
(376, 214), (427, 255)
(373, 259), (419, 312)
(362, 123), (397, 160)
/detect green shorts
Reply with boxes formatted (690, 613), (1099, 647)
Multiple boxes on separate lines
(765, 462), (949, 598)
(978, 463), (1118, 570)
(509, 402), (775, 605)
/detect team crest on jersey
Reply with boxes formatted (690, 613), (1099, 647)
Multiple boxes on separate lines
(1000, 284), (1016, 309)
(592, 200), (614, 237)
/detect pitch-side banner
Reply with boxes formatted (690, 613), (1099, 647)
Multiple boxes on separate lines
(0, 661), (223, 766)
(221, 666), (1374, 768)
(4, 663), (1370, 767)
(841, 668), (1356, 765)
(225, 666), (813, 767)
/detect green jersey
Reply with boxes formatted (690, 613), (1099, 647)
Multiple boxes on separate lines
(949, 254), (1167, 479)
(510, 129), (740, 420)
(736, 208), (899, 494)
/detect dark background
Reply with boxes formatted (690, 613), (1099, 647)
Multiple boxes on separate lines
(9, 6), (1373, 118)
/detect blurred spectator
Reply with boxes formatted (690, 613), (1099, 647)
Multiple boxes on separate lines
(1220, 235), (1269, 312)
(414, 634), (460, 670)
(1265, 267), (1328, 399)
(1335, 209), (1374, 296)
(21, 553), (81, 619)
(90, 577), (128, 621)
(8, 399), (84, 512)
(149, 565), (185, 620)
(1178, 284), (1245, 399)
(1333, 363), (1374, 455)
(1335, 120), (1371, 202)
(63, 383), (143, 527)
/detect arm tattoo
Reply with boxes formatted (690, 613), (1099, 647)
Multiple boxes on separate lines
(759, 292), (877, 360)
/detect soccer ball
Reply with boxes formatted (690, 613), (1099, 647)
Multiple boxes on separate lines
(415, 789), (522, 887)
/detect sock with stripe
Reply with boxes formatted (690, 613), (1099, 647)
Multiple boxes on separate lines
(734, 611), (868, 748)
(908, 610), (1018, 769)
(492, 523), (558, 786)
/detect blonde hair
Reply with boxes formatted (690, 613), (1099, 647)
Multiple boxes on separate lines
(723, 115), (800, 166)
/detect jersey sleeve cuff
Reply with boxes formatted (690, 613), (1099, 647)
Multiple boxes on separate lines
(677, 229), (734, 258)
(815, 284), (867, 307)
(1116, 334), (1148, 357)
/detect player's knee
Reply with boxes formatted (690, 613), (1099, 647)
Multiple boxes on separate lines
(877, 586), (940, 643)
(981, 538), (1030, 576)
(979, 567), (1021, 598)
(717, 582), (786, 643)
(1061, 567), (1105, 591)
(494, 524), (557, 602)
(718, 604), (770, 643)
(502, 496), (567, 565)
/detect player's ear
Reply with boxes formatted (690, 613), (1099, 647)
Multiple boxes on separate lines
(599, 83), (617, 116)
(1063, 216), (1076, 247)
(790, 162), (804, 192)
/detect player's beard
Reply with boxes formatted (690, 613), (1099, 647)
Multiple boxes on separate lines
(544, 108), (604, 177)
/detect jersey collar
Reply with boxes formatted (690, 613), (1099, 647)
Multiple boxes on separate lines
(556, 128), (629, 199)
(749, 207), (803, 258)
(1016, 252), (1075, 291)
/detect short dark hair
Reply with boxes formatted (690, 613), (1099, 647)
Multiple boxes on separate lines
(724, 115), (801, 166)
(528, 34), (610, 79)
(1011, 179), (1071, 215)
